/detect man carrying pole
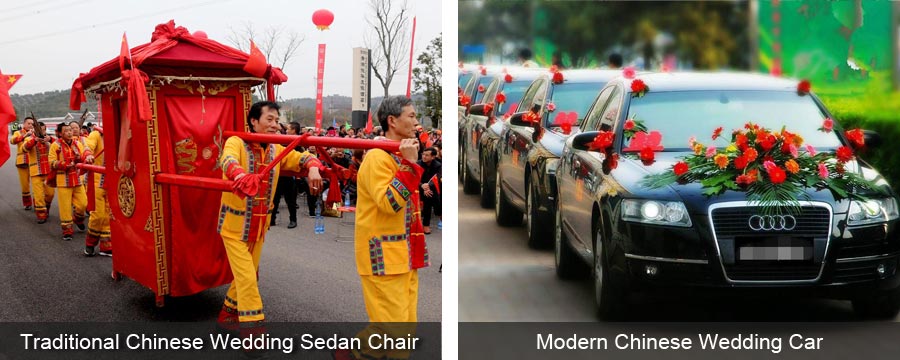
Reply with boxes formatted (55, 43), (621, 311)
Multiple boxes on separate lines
(23, 121), (55, 224)
(216, 101), (324, 333)
(339, 95), (428, 360)
(10, 117), (34, 210)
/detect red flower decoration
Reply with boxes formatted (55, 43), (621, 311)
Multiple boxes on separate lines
(836, 146), (854, 163)
(734, 155), (748, 170)
(623, 66), (636, 79)
(550, 65), (560, 73)
(552, 71), (564, 84)
(712, 126), (723, 140)
(674, 161), (689, 176)
(504, 73), (513, 83)
(546, 102), (556, 112)
(605, 152), (619, 170)
(522, 111), (541, 125)
(744, 148), (759, 162)
(821, 118), (834, 132)
(478, 84), (485, 93)
(735, 134), (749, 151)
(640, 146), (655, 163)
(845, 128), (865, 148)
(588, 131), (615, 152)
(624, 119), (635, 131)
(554, 112), (578, 135)
(480, 66), (487, 76)
(460, 94), (471, 107)
(736, 170), (758, 186)
(495, 92), (506, 104)
(797, 79), (811, 94)
(758, 134), (777, 151)
(458, 62), (464, 69)
(483, 102), (494, 115)
(631, 79), (649, 97)
(768, 166), (787, 185)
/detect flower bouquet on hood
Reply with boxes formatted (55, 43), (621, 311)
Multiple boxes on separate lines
(639, 121), (888, 215)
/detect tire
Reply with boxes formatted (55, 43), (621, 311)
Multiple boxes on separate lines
(554, 206), (582, 279)
(527, 181), (552, 249)
(852, 287), (900, 319)
(462, 151), (479, 195)
(458, 143), (465, 183)
(594, 226), (628, 321)
(494, 169), (523, 226)
(479, 157), (495, 209)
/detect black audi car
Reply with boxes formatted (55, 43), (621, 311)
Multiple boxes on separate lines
(458, 66), (498, 181)
(461, 68), (543, 202)
(496, 69), (621, 248)
(554, 72), (900, 320)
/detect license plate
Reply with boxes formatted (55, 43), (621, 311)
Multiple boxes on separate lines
(738, 246), (812, 261)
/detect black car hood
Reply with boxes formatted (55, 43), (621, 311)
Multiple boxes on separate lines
(610, 152), (891, 215)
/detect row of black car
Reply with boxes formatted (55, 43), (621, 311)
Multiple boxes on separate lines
(457, 65), (900, 320)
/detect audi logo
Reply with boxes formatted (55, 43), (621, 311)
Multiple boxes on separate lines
(748, 215), (797, 231)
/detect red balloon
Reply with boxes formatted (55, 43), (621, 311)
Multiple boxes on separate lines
(312, 9), (334, 30)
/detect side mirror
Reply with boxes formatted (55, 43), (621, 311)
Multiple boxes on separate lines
(508, 112), (530, 127)
(863, 130), (882, 148)
(571, 131), (599, 151)
(468, 104), (485, 117)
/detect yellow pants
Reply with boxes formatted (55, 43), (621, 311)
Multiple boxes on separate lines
(355, 271), (419, 360)
(18, 166), (31, 206)
(57, 186), (87, 235)
(30, 175), (55, 219)
(222, 234), (266, 323)
(87, 184), (111, 250)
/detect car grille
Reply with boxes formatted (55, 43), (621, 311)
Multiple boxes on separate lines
(710, 206), (831, 238)
(711, 206), (831, 282)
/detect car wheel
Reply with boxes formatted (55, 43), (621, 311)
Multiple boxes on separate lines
(852, 287), (900, 319)
(479, 157), (494, 209)
(594, 226), (627, 321)
(527, 181), (551, 249)
(462, 150), (479, 195)
(554, 206), (581, 279)
(495, 169), (522, 226)
(458, 143), (465, 183)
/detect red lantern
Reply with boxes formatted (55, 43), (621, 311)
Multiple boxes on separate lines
(312, 9), (334, 30)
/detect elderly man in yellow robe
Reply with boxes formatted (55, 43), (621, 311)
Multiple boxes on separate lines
(10, 117), (34, 210)
(337, 96), (428, 360)
(215, 101), (323, 333)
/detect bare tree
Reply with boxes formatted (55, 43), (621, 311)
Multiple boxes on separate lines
(366, 0), (410, 98)
(227, 22), (305, 99)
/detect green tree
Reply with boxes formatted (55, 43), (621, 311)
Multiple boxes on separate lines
(413, 34), (442, 128)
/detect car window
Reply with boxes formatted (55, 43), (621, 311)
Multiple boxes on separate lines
(463, 75), (478, 98)
(458, 72), (474, 88)
(544, 82), (605, 128)
(581, 86), (616, 131)
(481, 79), (501, 105)
(517, 79), (545, 114)
(472, 75), (496, 104)
(597, 86), (623, 131)
(625, 90), (843, 151)
(496, 79), (532, 116)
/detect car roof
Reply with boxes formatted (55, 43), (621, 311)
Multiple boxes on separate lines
(615, 71), (801, 92)
(543, 68), (625, 84)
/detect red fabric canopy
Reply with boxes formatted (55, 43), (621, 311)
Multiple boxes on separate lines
(70, 20), (288, 110)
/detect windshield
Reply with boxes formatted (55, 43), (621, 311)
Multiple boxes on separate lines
(458, 72), (473, 88)
(625, 90), (842, 151)
(497, 80), (531, 117)
(544, 82), (604, 128)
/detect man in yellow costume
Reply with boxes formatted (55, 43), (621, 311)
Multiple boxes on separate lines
(84, 125), (111, 256)
(23, 121), (55, 224)
(49, 122), (93, 241)
(10, 117), (34, 210)
(216, 101), (323, 333)
(338, 96), (429, 360)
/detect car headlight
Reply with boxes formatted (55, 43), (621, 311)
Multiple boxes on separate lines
(847, 198), (900, 226)
(621, 199), (692, 227)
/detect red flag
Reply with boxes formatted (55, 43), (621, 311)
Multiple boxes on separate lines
(429, 174), (440, 195)
(365, 111), (373, 134)
(0, 69), (20, 167)
(314, 44), (326, 131)
(119, 32), (130, 71)
(243, 40), (268, 78)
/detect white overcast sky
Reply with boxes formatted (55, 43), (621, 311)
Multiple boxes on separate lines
(0, 0), (441, 99)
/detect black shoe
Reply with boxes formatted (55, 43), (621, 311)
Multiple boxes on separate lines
(287, 221), (297, 229)
(63, 236), (73, 241)
(270, 218), (276, 226)
(24, 205), (32, 210)
(98, 250), (112, 257)
(37, 218), (47, 224)
(76, 223), (85, 231)
(83, 246), (95, 257)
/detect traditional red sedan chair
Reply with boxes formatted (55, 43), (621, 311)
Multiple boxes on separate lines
(70, 21), (392, 306)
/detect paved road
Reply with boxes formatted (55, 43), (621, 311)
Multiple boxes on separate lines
(0, 145), (441, 322)
(458, 184), (898, 322)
